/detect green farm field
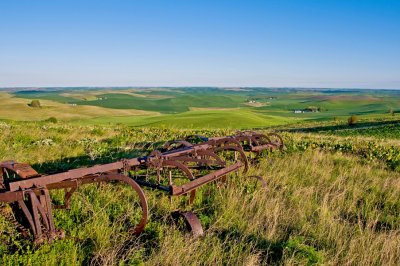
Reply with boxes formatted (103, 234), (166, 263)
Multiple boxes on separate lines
(3, 87), (400, 129)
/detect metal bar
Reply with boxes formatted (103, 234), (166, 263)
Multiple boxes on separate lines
(0, 191), (24, 203)
(133, 179), (171, 192)
(170, 161), (242, 196)
(8, 143), (215, 191)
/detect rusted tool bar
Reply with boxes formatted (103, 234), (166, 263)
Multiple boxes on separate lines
(0, 134), (252, 243)
(170, 161), (242, 196)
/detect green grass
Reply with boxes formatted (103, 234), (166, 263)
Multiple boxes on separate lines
(2, 88), (400, 264)
(280, 116), (400, 139)
(76, 93), (247, 113)
(14, 90), (78, 103)
(0, 121), (399, 265)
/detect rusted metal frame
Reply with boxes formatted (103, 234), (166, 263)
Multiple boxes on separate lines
(41, 189), (56, 233)
(0, 161), (41, 179)
(194, 149), (226, 167)
(0, 168), (5, 190)
(132, 146), (239, 203)
(53, 186), (77, 210)
(0, 136), (252, 241)
(0, 190), (24, 203)
(154, 159), (197, 204)
(232, 133), (272, 153)
(162, 150), (226, 169)
(162, 140), (193, 151)
(8, 161), (126, 192)
(18, 199), (36, 236)
(266, 132), (284, 150)
(13, 189), (57, 242)
(48, 172), (149, 235)
(133, 179), (171, 192)
(3, 170), (149, 239)
(49, 172), (149, 235)
(170, 161), (243, 196)
(28, 191), (45, 239)
(249, 143), (279, 152)
(213, 145), (249, 173)
(207, 132), (284, 153)
(164, 156), (218, 166)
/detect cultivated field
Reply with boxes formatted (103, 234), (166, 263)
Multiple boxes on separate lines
(3, 87), (400, 128)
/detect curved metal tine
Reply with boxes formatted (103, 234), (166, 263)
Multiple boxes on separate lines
(249, 175), (267, 188)
(100, 173), (149, 235)
(162, 140), (193, 152)
(267, 133), (285, 150)
(171, 211), (203, 237)
(54, 186), (77, 210)
(162, 160), (196, 205)
(195, 149), (226, 167)
(213, 145), (249, 174)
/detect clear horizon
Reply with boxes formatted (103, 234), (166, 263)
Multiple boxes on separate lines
(1, 0), (399, 89)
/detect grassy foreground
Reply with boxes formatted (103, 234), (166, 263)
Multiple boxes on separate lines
(0, 121), (399, 265)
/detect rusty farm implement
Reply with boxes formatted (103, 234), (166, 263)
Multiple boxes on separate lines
(0, 131), (284, 244)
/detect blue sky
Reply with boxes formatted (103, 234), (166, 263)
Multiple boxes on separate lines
(0, 0), (399, 88)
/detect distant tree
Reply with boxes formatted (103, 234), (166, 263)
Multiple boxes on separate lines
(304, 106), (320, 112)
(389, 108), (395, 116)
(29, 100), (41, 108)
(348, 115), (358, 126)
(45, 117), (58, 123)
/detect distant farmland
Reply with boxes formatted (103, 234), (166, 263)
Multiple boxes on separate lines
(1, 87), (399, 129)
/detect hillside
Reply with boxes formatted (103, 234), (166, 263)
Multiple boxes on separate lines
(0, 121), (399, 265)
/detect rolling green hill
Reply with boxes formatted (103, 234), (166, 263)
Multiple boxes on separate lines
(83, 109), (295, 129)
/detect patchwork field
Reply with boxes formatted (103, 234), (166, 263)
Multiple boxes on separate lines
(3, 87), (400, 129)
(0, 92), (157, 121)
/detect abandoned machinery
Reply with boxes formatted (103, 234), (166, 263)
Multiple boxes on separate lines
(0, 131), (284, 244)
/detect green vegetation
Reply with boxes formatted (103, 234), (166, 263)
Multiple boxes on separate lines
(82, 109), (293, 129)
(281, 117), (400, 139)
(0, 121), (399, 265)
(1, 87), (400, 264)
(4, 87), (399, 131)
